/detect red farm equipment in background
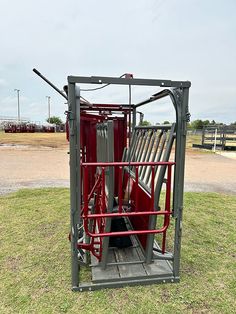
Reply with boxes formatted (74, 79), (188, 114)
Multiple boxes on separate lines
(33, 69), (191, 291)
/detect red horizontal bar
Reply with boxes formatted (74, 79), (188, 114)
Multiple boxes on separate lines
(85, 226), (168, 238)
(82, 161), (175, 167)
(83, 210), (172, 219)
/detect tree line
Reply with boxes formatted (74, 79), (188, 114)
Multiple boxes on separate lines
(139, 119), (236, 129)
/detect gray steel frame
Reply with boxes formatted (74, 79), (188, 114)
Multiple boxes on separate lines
(67, 75), (191, 291)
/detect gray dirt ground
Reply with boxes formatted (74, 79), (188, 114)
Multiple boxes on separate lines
(0, 145), (235, 195)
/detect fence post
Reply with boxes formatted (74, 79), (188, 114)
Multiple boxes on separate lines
(213, 128), (217, 152)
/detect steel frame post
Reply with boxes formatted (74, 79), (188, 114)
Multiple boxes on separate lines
(172, 87), (189, 278)
(68, 82), (81, 289)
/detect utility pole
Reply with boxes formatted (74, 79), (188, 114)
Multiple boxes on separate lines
(14, 89), (20, 123)
(46, 96), (51, 122)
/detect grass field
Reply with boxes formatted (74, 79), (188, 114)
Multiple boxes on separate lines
(0, 131), (68, 148)
(186, 134), (202, 148)
(0, 131), (202, 151)
(0, 188), (235, 313)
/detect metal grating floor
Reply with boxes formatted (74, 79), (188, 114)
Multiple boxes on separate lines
(91, 240), (173, 284)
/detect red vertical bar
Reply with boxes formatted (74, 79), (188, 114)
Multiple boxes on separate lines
(102, 167), (106, 213)
(118, 166), (123, 213)
(162, 164), (172, 254)
(135, 166), (139, 212)
(128, 109), (131, 147)
(83, 166), (89, 216)
(165, 165), (172, 212)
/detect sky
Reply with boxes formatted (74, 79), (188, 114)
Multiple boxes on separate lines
(0, 0), (235, 124)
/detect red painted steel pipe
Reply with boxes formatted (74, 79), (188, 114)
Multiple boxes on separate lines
(83, 166), (89, 215)
(83, 210), (172, 219)
(82, 161), (175, 167)
(162, 164), (172, 253)
(88, 174), (101, 202)
(81, 162), (174, 257)
(118, 166), (123, 213)
(135, 166), (139, 212)
(83, 221), (170, 238)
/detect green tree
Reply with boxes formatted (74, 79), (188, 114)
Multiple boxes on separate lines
(46, 116), (63, 125)
(163, 120), (170, 124)
(191, 119), (204, 129)
(139, 120), (151, 126)
(203, 120), (210, 127)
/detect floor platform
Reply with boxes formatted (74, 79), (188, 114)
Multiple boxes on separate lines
(92, 248), (173, 283)
(88, 236), (174, 288)
(73, 241), (177, 292)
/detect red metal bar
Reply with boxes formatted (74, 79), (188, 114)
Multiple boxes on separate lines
(118, 167), (123, 213)
(83, 166), (89, 215)
(83, 210), (172, 219)
(162, 164), (172, 253)
(81, 161), (174, 258)
(165, 164), (172, 213)
(135, 166), (139, 212)
(84, 224), (169, 238)
(82, 161), (175, 167)
(88, 174), (101, 203)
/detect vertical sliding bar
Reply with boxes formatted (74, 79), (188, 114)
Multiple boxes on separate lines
(118, 166), (123, 213)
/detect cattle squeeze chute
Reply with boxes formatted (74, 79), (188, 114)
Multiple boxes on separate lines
(33, 69), (191, 291)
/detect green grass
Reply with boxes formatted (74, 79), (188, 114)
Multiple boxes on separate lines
(186, 134), (202, 148)
(0, 189), (235, 313)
